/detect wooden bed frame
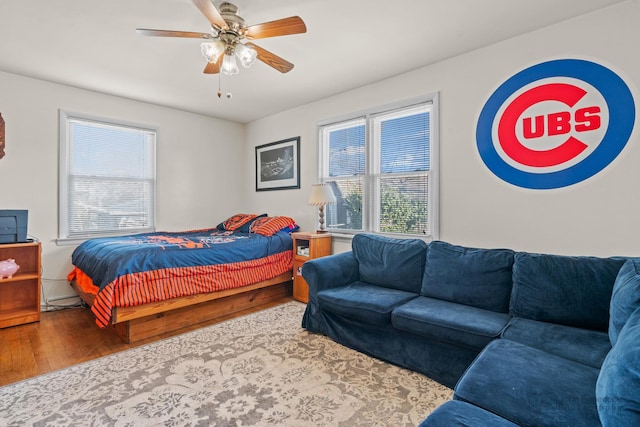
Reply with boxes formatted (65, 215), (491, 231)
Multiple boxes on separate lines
(70, 271), (293, 343)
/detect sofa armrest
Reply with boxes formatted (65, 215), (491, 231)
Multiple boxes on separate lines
(302, 251), (360, 303)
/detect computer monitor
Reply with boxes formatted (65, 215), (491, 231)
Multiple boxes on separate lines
(0, 210), (28, 244)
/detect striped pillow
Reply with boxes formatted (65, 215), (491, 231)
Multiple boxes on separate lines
(221, 213), (258, 231)
(250, 216), (298, 236)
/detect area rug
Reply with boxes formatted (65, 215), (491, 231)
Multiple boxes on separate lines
(0, 302), (452, 426)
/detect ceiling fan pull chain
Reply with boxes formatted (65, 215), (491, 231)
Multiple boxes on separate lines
(216, 73), (232, 99)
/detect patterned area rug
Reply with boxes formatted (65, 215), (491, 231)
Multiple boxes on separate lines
(0, 302), (452, 426)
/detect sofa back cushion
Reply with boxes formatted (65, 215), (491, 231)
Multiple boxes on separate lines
(510, 252), (626, 331)
(420, 241), (515, 312)
(352, 233), (427, 293)
(596, 306), (640, 426)
(609, 259), (640, 345)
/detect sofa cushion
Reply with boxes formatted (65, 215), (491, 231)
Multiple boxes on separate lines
(510, 252), (625, 331)
(609, 259), (640, 345)
(352, 233), (427, 293)
(596, 307), (640, 426)
(502, 317), (611, 368)
(392, 296), (510, 351)
(301, 252), (360, 298)
(455, 339), (601, 427)
(317, 281), (417, 326)
(419, 400), (520, 427)
(421, 241), (514, 312)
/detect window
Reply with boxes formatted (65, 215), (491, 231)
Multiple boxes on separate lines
(318, 95), (438, 238)
(59, 111), (156, 242)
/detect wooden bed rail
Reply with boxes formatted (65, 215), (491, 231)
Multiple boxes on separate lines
(70, 271), (293, 343)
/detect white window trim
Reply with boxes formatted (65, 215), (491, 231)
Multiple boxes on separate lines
(57, 110), (158, 245)
(317, 93), (440, 241)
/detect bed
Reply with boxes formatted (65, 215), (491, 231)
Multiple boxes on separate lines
(68, 215), (297, 343)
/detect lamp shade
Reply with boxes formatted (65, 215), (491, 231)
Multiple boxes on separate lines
(221, 53), (239, 75)
(235, 42), (257, 68)
(200, 41), (224, 63)
(308, 184), (336, 206)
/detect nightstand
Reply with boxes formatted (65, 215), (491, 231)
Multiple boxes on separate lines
(292, 232), (332, 303)
(0, 241), (41, 328)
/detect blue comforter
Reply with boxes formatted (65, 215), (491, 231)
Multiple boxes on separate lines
(72, 228), (293, 291)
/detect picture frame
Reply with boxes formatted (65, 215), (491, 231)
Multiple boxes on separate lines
(0, 113), (5, 159)
(255, 137), (300, 191)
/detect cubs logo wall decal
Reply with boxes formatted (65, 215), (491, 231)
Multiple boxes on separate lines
(476, 59), (635, 189)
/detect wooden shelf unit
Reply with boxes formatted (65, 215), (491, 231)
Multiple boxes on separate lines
(0, 241), (41, 328)
(292, 232), (332, 303)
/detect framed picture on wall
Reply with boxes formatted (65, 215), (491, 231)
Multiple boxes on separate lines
(0, 113), (5, 159)
(255, 137), (300, 191)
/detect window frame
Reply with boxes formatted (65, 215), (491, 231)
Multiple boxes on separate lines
(58, 110), (157, 245)
(317, 94), (439, 240)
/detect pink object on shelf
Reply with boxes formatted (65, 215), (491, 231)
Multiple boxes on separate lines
(0, 258), (20, 279)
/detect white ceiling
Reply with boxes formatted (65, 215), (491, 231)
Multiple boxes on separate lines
(0, 0), (626, 123)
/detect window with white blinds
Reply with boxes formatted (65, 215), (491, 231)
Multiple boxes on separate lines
(59, 112), (156, 242)
(318, 96), (438, 238)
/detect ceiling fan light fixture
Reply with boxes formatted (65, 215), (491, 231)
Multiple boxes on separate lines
(137, 1), (307, 80)
(201, 40), (225, 63)
(221, 53), (239, 75)
(235, 42), (257, 68)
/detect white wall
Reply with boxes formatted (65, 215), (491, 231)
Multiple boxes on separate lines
(245, 1), (640, 257)
(0, 71), (245, 303)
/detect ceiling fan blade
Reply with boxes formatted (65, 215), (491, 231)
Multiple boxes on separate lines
(136, 28), (214, 39)
(203, 55), (224, 74)
(245, 42), (294, 73)
(191, 0), (228, 30)
(245, 16), (306, 40)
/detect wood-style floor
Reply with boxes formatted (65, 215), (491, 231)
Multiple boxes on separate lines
(0, 297), (292, 387)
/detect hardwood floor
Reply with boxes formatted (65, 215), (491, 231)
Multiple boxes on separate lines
(0, 297), (293, 387)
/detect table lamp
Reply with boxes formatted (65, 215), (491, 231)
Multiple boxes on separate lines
(308, 183), (336, 233)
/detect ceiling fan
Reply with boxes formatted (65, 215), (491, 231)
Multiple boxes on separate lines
(136, 0), (306, 77)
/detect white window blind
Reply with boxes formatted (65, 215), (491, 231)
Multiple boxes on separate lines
(321, 118), (366, 231)
(319, 96), (438, 238)
(59, 112), (156, 241)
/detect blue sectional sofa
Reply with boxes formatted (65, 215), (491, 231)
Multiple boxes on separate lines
(301, 234), (640, 426)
